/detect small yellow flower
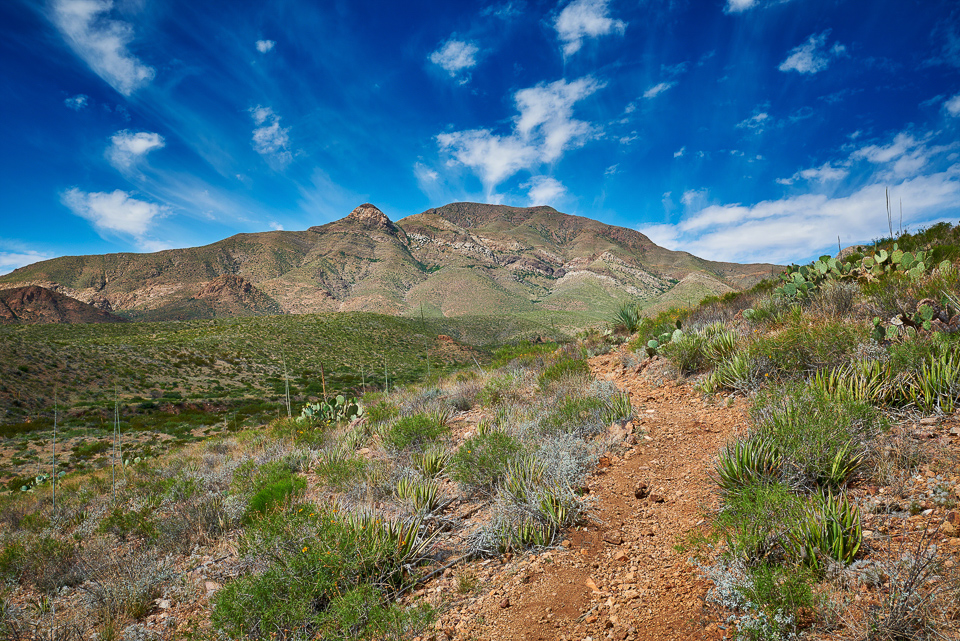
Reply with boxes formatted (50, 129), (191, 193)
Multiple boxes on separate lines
(302, 546), (309, 552)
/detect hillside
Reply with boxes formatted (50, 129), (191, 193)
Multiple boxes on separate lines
(0, 285), (126, 325)
(0, 203), (781, 323)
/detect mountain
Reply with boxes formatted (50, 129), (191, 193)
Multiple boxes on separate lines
(0, 286), (126, 324)
(0, 203), (781, 323)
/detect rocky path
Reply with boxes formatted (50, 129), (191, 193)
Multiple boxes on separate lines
(426, 355), (745, 641)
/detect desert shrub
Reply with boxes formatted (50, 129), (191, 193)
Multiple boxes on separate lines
(215, 506), (436, 639)
(714, 480), (805, 563)
(365, 399), (399, 425)
(660, 332), (709, 375)
(534, 433), (598, 488)
(313, 452), (366, 491)
(732, 562), (819, 641)
(384, 414), (448, 450)
(539, 395), (607, 438)
(0, 533), (82, 591)
(477, 374), (516, 406)
(810, 280), (861, 318)
(491, 340), (560, 368)
(450, 431), (523, 490)
(82, 545), (172, 624)
(99, 502), (159, 540)
(751, 383), (884, 490)
(750, 317), (867, 378)
(537, 357), (590, 386)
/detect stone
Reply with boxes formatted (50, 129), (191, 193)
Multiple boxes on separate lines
(157, 599), (171, 610)
(499, 597), (511, 609)
(634, 482), (650, 500)
(204, 581), (221, 595)
(603, 531), (624, 545)
(919, 417), (938, 425)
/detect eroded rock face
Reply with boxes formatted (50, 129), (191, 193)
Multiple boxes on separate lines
(347, 203), (397, 232)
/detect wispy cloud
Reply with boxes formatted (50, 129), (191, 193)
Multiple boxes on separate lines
(673, 146), (685, 158)
(429, 39), (480, 83)
(256, 39), (275, 53)
(640, 127), (960, 264)
(640, 168), (960, 264)
(776, 162), (848, 185)
(736, 110), (772, 133)
(249, 106), (292, 167)
(724, 0), (758, 13)
(64, 94), (88, 110)
(523, 176), (567, 205)
(107, 130), (165, 171)
(643, 81), (676, 99)
(51, 0), (155, 96)
(554, 0), (626, 57)
(779, 30), (846, 74)
(945, 93), (960, 117)
(61, 187), (166, 238)
(437, 76), (604, 196)
(0, 245), (54, 276)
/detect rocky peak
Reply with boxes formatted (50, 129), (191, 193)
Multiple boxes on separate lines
(347, 203), (396, 232)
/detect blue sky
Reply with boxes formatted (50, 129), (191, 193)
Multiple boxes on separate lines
(1, 0), (959, 274)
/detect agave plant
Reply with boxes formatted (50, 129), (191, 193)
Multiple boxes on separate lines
(713, 437), (783, 495)
(411, 447), (452, 479)
(787, 491), (862, 573)
(395, 476), (443, 514)
(613, 302), (642, 333)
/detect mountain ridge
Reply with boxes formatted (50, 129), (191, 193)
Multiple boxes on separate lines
(0, 202), (782, 323)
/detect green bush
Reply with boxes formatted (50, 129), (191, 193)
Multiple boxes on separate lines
(750, 318), (867, 378)
(537, 357), (590, 386)
(450, 431), (523, 490)
(215, 506), (436, 639)
(540, 396), (606, 436)
(735, 562), (819, 641)
(384, 414), (448, 450)
(714, 480), (804, 563)
(751, 383), (882, 490)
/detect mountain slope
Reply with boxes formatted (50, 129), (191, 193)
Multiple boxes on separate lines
(0, 286), (126, 324)
(0, 203), (782, 322)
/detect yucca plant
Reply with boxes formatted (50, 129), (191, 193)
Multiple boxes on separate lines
(537, 488), (576, 529)
(704, 329), (740, 364)
(706, 353), (757, 394)
(410, 448), (451, 479)
(394, 477), (443, 514)
(909, 350), (960, 413)
(821, 440), (864, 490)
(713, 437), (783, 495)
(787, 492), (862, 573)
(502, 455), (546, 503)
(613, 302), (642, 333)
(602, 392), (633, 424)
(498, 517), (556, 552)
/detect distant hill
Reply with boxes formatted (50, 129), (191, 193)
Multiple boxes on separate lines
(0, 203), (782, 323)
(0, 286), (126, 324)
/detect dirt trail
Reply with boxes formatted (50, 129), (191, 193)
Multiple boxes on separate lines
(427, 355), (745, 641)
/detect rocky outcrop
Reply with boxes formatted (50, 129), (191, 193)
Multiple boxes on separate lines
(0, 286), (126, 324)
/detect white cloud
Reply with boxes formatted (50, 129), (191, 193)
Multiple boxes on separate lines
(429, 39), (479, 83)
(524, 176), (567, 205)
(673, 146), (686, 158)
(778, 31), (846, 75)
(51, 0), (155, 96)
(643, 81), (676, 99)
(268, 221), (284, 231)
(604, 164), (619, 176)
(256, 39), (275, 53)
(107, 130), (165, 170)
(438, 76), (603, 196)
(0, 249), (54, 276)
(725, 0), (758, 12)
(777, 162), (849, 185)
(639, 167), (960, 264)
(554, 0), (626, 57)
(736, 111), (771, 132)
(850, 132), (935, 178)
(61, 188), (165, 237)
(64, 94), (88, 110)
(249, 106), (292, 167)
(945, 94), (960, 117)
